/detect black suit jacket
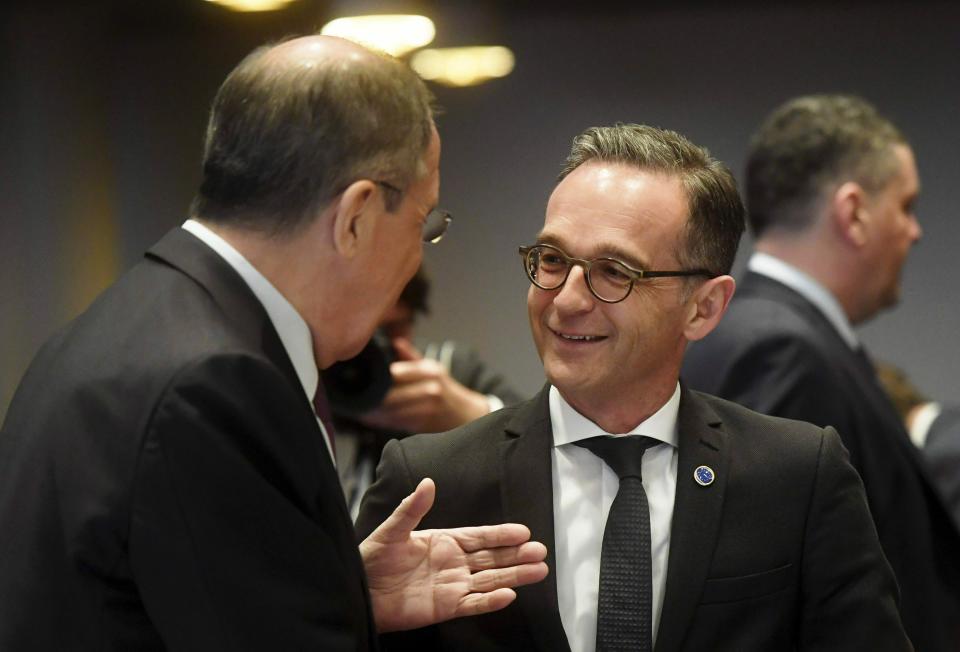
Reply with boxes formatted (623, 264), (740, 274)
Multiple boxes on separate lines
(0, 228), (376, 650)
(682, 271), (960, 651)
(356, 386), (910, 651)
(924, 405), (960, 531)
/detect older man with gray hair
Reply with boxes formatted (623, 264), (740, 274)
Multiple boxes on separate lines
(0, 35), (547, 650)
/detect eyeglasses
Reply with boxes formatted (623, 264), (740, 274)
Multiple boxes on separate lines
(374, 180), (452, 244)
(519, 243), (712, 304)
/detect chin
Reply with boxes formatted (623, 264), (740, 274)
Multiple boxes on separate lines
(543, 358), (580, 393)
(337, 323), (379, 363)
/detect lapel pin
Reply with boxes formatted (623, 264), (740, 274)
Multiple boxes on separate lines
(694, 465), (715, 487)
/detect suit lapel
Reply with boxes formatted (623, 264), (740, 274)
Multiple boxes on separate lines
(655, 388), (729, 652)
(500, 387), (572, 652)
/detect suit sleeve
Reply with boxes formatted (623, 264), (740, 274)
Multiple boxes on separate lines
(129, 353), (372, 651)
(799, 426), (912, 650)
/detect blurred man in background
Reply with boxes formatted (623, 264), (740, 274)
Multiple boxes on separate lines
(877, 362), (960, 531)
(683, 94), (960, 650)
(333, 266), (523, 518)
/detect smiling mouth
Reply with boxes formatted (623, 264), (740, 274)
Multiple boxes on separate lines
(552, 329), (606, 342)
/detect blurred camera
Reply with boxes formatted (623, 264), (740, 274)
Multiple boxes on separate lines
(321, 329), (395, 419)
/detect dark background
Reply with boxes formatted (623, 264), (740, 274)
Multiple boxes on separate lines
(2, 0), (958, 421)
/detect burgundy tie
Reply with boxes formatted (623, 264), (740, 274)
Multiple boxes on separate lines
(312, 378), (337, 461)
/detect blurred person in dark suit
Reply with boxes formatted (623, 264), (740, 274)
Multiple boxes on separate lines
(683, 94), (960, 650)
(357, 123), (910, 651)
(333, 266), (524, 518)
(877, 361), (960, 531)
(0, 35), (547, 651)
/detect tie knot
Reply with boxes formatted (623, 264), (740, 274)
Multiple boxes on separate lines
(576, 435), (658, 480)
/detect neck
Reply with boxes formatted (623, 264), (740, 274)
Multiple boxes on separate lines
(194, 216), (345, 368)
(755, 233), (864, 324)
(561, 376), (678, 434)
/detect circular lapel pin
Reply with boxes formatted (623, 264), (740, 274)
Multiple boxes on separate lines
(694, 465), (715, 487)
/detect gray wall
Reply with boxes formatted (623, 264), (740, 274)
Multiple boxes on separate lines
(3, 2), (959, 421)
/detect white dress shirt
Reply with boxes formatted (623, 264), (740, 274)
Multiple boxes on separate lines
(181, 220), (335, 464)
(908, 401), (943, 448)
(748, 251), (859, 349)
(551, 383), (680, 652)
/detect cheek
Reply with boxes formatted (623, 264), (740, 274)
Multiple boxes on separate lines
(527, 286), (543, 319)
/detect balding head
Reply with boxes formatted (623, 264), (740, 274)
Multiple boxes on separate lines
(260, 34), (378, 67)
(191, 35), (434, 235)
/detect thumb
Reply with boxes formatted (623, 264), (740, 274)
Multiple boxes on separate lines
(371, 478), (435, 544)
(392, 337), (423, 362)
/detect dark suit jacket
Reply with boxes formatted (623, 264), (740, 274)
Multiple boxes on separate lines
(924, 405), (960, 531)
(0, 228), (376, 651)
(682, 271), (960, 651)
(356, 386), (910, 651)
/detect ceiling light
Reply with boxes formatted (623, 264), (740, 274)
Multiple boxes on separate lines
(204, 0), (298, 11)
(320, 15), (436, 57)
(410, 46), (515, 87)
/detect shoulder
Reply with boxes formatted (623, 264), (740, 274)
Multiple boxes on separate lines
(692, 390), (836, 459)
(713, 290), (823, 350)
(391, 400), (524, 464)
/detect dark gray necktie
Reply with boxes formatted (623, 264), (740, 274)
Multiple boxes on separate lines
(576, 435), (659, 652)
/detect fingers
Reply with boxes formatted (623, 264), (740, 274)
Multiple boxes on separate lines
(468, 562), (550, 595)
(454, 588), (517, 619)
(369, 478), (435, 544)
(443, 523), (533, 552)
(389, 359), (446, 386)
(391, 337), (423, 361)
(379, 378), (443, 409)
(465, 541), (548, 571)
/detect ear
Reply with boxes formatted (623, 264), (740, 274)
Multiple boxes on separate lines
(684, 275), (736, 342)
(331, 180), (378, 258)
(832, 181), (869, 248)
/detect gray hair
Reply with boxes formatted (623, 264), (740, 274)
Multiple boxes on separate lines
(191, 38), (434, 234)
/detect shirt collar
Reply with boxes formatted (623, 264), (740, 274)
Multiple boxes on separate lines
(549, 383), (681, 448)
(748, 251), (859, 350)
(182, 219), (319, 403)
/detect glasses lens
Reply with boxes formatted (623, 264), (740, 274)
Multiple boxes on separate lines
(528, 246), (568, 289)
(588, 259), (633, 302)
(422, 210), (451, 243)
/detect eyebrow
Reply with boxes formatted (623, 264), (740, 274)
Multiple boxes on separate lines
(534, 233), (652, 270)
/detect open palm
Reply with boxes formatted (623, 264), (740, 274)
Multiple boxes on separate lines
(359, 478), (548, 632)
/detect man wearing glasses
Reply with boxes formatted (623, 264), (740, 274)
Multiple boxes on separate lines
(357, 123), (910, 650)
(0, 35), (547, 650)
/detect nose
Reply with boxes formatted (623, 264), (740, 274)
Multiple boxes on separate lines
(910, 215), (922, 243)
(551, 265), (596, 313)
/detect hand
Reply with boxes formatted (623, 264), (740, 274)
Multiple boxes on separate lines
(360, 478), (549, 633)
(359, 338), (491, 433)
